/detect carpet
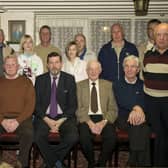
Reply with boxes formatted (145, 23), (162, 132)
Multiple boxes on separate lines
(1, 150), (129, 168)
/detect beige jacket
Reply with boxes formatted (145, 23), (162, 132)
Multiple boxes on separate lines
(76, 79), (118, 123)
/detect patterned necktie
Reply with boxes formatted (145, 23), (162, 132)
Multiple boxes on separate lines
(91, 82), (98, 113)
(49, 77), (57, 118)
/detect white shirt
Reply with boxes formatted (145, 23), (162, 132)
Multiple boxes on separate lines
(17, 53), (43, 85)
(88, 79), (103, 115)
(62, 57), (88, 82)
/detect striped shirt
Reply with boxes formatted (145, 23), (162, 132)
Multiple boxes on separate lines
(143, 48), (168, 97)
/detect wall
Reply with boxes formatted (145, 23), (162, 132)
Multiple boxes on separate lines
(1, 12), (34, 41)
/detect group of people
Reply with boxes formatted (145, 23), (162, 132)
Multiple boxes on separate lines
(0, 19), (167, 168)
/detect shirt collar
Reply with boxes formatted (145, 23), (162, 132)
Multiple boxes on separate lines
(89, 79), (99, 86)
(124, 76), (137, 84)
(50, 72), (60, 80)
(5, 73), (19, 79)
(111, 40), (125, 49)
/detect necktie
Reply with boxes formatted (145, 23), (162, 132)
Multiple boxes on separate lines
(49, 77), (57, 118)
(91, 82), (98, 113)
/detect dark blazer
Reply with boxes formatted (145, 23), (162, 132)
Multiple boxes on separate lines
(34, 71), (77, 120)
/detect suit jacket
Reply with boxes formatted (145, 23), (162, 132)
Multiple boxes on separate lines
(76, 79), (118, 123)
(34, 71), (77, 120)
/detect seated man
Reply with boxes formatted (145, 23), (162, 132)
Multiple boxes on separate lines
(34, 52), (78, 168)
(0, 55), (35, 168)
(76, 60), (118, 168)
(113, 55), (151, 167)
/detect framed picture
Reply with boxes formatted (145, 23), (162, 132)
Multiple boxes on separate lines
(8, 20), (25, 42)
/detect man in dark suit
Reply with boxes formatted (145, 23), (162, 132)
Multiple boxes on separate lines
(76, 60), (118, 168)
(34, 52), (78, 168)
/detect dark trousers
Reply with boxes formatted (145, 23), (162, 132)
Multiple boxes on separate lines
(34, 118), (78, 168)
(115, 115), (151, 167)
(145, 94), (168, 167)
(0, 118), (33, 167)
(79, 115), (116, 167)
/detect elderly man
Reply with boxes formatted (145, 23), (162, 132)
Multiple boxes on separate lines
(143, 23), (168, 166)
(98, 23), (138, 82)
(76, 60), (118, 168)
(113, 55), (151, 167)
(34, 25), (61, 72)
(34, 52), (78, 168)
(74, 33), (97, 61)
(0, 55), (35, 168)
(0, 29), (14, 76)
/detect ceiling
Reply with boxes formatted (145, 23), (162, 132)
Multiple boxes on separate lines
(0, 0), (168, 16)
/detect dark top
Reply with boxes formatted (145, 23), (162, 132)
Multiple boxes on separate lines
(34, 71), (77, 120)
(98, 39), (138, 82)
(113, 77), (145, 117)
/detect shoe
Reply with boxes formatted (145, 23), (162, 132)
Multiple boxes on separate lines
(55, 160), (68, 168)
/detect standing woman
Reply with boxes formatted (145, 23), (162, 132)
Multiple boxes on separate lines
(18, 34), (43, 85)
(62, 41), (88, 82)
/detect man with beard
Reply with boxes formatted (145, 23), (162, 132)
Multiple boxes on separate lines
(34, 52), (78, 168)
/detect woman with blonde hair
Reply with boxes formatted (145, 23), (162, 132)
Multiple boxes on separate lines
(62, 41), (88, 82)
(18, 34), (43, 85)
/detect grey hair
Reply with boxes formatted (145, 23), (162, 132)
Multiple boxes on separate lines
(86, 60), (102, 71)
(123, 55), (140, 67)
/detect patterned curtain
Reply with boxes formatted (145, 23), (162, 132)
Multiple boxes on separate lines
(90, 19), (131, 54)
(35, 15), (168, 55)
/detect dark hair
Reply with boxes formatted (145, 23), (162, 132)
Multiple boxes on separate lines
(47, 52), (62, 63)
(147, 19), (161, 28)
(39, 25), (51, 35)
(65, 41), (78, 58)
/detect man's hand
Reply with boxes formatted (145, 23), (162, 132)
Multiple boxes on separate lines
(94, 120), (107, 135)
(43, 116), (57, 131)
(127, 105), (145, 125)
(87, 119), (107, 135)
(1, 119), (19, 133)
(50, 118), (67, 133)
(43, 117), (67, 133)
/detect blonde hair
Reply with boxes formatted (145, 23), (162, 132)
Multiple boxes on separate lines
(19, 34), (34, 54)
(4, 54), (18, 64)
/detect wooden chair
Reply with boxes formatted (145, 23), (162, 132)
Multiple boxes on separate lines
(0, 132), (32, 166)
(33, 132), (76, 168)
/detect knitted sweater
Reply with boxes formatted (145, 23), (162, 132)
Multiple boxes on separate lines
(113, 78), (145, 116)
(143, 48), (168, 97)
(0, 75), (35, 123)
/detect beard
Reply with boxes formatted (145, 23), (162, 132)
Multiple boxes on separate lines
(50, 68), (60, 76)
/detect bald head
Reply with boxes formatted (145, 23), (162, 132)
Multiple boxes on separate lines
(154, 23), (168, 52)
(111, 23), (124, 43)
(86, 60), (102, 81)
